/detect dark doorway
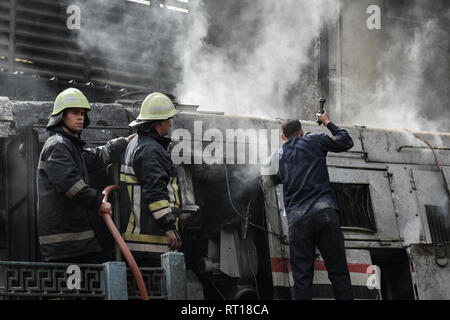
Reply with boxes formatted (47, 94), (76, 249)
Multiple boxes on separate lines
(370, 248), (415, 300)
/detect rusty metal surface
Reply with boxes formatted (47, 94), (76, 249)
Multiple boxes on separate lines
(387, 164), (425, 245)
(0, 97), (15, 137)
(361, 128), (450, 166)
(409, 244), (450, 300)
(410, 169), (449, 244)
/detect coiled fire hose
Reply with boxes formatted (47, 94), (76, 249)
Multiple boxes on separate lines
(102, 185), (150, 300)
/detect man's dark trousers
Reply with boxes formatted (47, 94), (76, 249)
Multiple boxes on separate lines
(288, 208), (353, 300)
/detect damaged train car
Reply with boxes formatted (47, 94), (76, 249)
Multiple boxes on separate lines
(1, 97), (449, 300)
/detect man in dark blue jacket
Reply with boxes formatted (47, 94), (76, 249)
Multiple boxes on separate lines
(278, 110), (354, 300)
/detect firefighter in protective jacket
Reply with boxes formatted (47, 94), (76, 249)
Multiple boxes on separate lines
(120, 92), (182, 267)
(37, 88), (134, 263)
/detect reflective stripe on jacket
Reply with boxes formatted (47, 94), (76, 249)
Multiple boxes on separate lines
(119, 132), (181, 254)
(37, 128), (127, 261)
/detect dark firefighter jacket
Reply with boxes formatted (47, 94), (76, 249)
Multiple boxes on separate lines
(37, 127), (127, 261)
(119, 132), (181, 255)
(278, 122), (354, 228)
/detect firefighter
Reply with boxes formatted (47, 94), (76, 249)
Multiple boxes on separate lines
(119, 92), (182, 267)
(278, 110), (354, 300)
(37, 88), (135, 264)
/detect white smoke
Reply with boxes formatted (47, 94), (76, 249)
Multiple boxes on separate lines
(72, 0), (186, 90)
(176, 0), (341, 119)
(66, 0), (449, 132)
(347, 4), (450, 132)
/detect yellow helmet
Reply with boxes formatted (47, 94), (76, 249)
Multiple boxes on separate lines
(129, 92), (176, 127)
(47, 88), (91, 130)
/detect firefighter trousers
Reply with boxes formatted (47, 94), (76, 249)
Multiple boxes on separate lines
(288, 208), (353, 300)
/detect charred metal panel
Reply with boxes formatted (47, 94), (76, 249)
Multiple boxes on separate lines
(411, 169), (450, 244)
(443, 167), (450, 195)
(10, 101), (53, 130)
(82, 103), (132, 145)
(387, 164), (425, 245)
(0, 139), (6, 255)
(0, 121), (14, 138)
(0, 96), (13, 121)
(327, 157), (387, 170)
(409, 244), (450, 300)
(260, 175), (293, 300)
(176, 165), (199, 215)
(219, 227), (241, 278)
(5, 124), (39, 261)
(0, 96), (14, 137)
(328, 167), (401, 242)
(361, 128), (450, 166)
(214, 226), (259, 284)
(9, 101), (131, 145)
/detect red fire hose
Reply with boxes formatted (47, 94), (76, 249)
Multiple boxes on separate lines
(102, 185), (150, 300)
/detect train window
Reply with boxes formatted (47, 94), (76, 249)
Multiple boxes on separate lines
(331, 183), (377, 232)
(425, 205), (450, 243)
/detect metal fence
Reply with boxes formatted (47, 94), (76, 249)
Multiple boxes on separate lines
(126, 267), (166, 300)
(0, 252), (186, 300)
(0, 261), (107, 300)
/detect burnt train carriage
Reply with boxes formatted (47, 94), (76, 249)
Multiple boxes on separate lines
(0, 0), (450, 300)
(1, 98), (450, 300)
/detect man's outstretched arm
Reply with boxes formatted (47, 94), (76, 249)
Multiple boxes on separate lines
(317, 109), (354, 153)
